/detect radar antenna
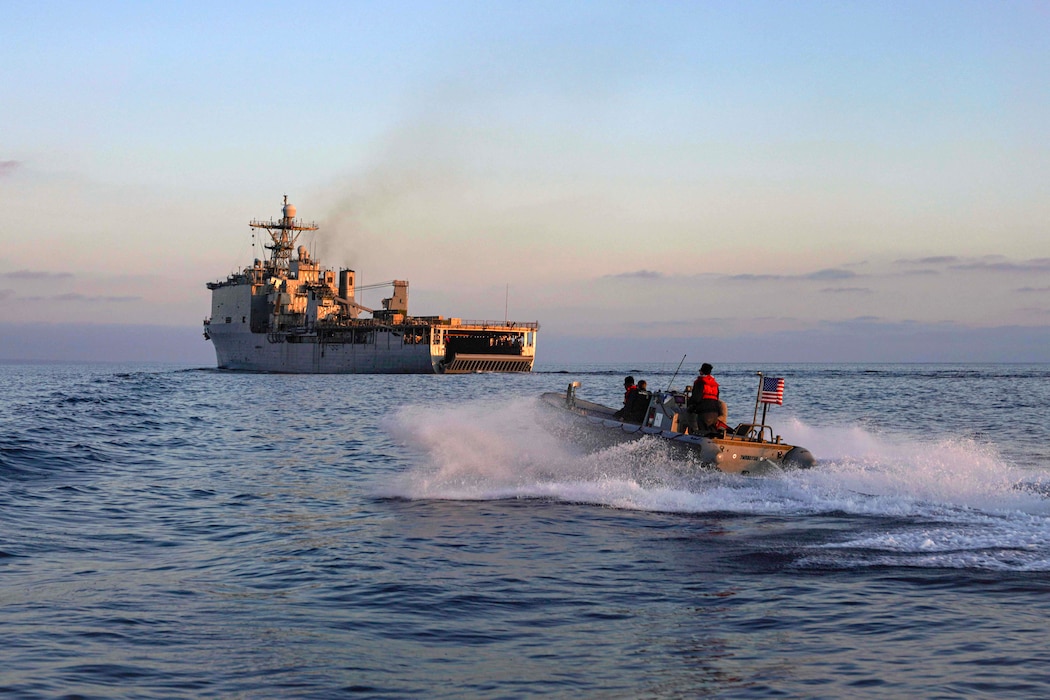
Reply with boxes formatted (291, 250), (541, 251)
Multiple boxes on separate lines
(250, 195), (319, 269)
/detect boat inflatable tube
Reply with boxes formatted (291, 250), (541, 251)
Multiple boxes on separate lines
(782, 446), (817, 469)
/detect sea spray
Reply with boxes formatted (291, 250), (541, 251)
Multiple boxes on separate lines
(382, 395), (1050, 522)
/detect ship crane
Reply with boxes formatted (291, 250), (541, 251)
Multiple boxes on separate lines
(336, 296), (374, 314)
(335, 280), (407, 316)
(250, 194), (318, 270)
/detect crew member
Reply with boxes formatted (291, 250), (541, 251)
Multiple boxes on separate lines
(624, 379), (650, 423)
(687, 363), (720, 436)
(613, 376), (637, 419)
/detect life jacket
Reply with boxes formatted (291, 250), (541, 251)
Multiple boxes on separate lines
(699, 375), (719, 400)
(623, 384), (637, 405)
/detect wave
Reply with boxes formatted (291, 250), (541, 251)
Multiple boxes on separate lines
(380, 396), (1050, 571)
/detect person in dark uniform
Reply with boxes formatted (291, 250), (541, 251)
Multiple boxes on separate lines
(624, 380), (650, 423)
(613, 376), (637, 419)
(687, 363), (720, 436)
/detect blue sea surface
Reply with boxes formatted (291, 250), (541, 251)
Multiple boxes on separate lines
(2, 362), (1050, 698)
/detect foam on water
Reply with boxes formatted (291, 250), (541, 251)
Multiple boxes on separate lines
(382, 396), (1050, 570)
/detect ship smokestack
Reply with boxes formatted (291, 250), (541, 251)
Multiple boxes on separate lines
(339, 269), (356, 300)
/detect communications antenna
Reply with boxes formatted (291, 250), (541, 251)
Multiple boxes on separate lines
(250, 195), (318, 269)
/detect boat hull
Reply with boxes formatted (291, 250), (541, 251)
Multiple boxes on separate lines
(209, 325), (434, 373)
(208, 324), (535, 374)
(539, 391), (815, 474)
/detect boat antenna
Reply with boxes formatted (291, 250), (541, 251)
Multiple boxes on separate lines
(666, 354), (687, 391)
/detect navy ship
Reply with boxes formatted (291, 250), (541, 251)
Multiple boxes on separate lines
(204, 197), (538, 373)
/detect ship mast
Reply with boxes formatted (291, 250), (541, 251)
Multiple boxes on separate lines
(250, 195), (319, 270)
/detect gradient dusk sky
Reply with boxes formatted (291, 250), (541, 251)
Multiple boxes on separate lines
(2, 0), (1048, 364)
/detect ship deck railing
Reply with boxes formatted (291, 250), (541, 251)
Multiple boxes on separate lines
(313, 318), (539, 331)
(433, 319), (540, 330)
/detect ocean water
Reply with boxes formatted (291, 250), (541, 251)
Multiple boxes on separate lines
(2, 361), (1049, 698)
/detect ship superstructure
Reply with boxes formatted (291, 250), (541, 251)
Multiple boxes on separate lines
(204, 196), (538, 373)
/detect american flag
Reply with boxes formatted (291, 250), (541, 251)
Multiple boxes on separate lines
(760, 376), (784, 405)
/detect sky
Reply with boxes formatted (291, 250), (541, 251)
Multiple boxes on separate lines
(1, 0), (1048, 364)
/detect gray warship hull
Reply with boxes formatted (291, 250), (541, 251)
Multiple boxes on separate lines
(207, 320), (535, 374)
(207, 325), (434, 373)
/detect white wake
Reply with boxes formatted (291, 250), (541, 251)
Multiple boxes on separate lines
(378, 396), (1050, 570)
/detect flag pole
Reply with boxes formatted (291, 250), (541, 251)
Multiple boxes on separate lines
(752, 372), (763, 425)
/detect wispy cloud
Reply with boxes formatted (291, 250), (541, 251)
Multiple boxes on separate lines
(820, 286), (872, 294)
(823, 315), (886, 325)
(0, 160), (21, 178)
(951, 258), (1050, 273)
(806, 268), (857, 281)
(21, 293), (140, 303)
(894, 255), (960, 265)
(604, 269), (664, 280)
(1, 269), (75, 280)
(891, 255), (1050, 274)
(726, 273), (782, 281)
(728, 267), (858, 282)
(1017, 286), (1050, 293)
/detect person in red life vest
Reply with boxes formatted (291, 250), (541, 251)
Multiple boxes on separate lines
(613, 376), (637, 419)
(686, 363), (721, 436)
